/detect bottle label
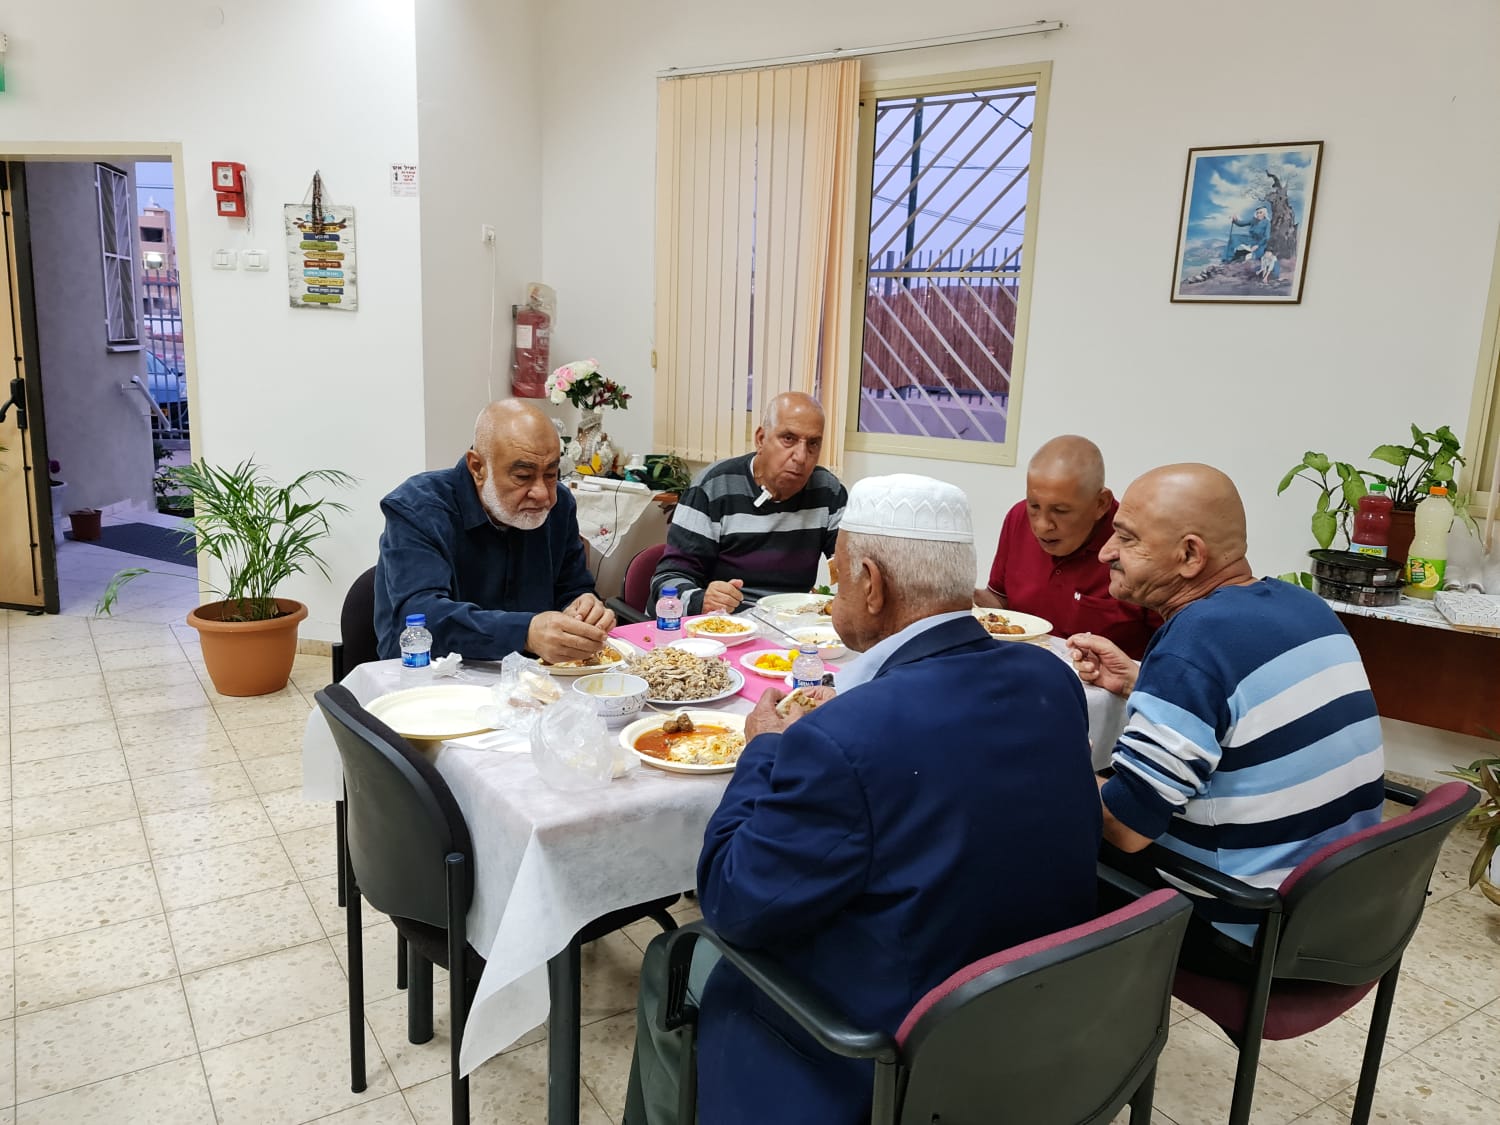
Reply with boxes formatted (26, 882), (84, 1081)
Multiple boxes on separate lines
(402, 650), (431, 668)
(1404, 556), (1446, 592)
(656, 616), (682, 632)
(791, 675), (821, 689)
(1352, 544), (1388, 558)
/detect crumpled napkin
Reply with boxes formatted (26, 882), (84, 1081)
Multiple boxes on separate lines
(430, 652), (465, 677)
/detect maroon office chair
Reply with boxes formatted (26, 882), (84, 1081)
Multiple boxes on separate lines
(605, 542), (668, 624)
(662, 867), (1192, 1124)
(1118, 780), (1478, 1125)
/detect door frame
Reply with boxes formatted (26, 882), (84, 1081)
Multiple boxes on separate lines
(0, 141), (204, 610)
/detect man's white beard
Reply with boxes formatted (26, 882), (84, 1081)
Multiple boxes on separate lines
(482, 475), (549, 531)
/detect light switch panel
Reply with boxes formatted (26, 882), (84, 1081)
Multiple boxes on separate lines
(211, 248), (237, 271)
(239, 249), (269, 271)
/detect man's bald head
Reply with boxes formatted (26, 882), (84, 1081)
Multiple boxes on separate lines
(466, 399), (562, 530)
(1029, 435), (1106, 497)
(1021, 435), (1113, 558)
(1103, 463), (1254, 616)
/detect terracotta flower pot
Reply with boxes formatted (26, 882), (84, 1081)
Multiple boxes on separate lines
(68, 508), (102, 541)
(188, 598), (308, 696)
(1387, 508), (1416, 569)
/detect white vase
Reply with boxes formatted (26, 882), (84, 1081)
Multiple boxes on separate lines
(575, 408), (605, 465)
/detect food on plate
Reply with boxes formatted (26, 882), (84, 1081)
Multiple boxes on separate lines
(977, 612), (1027, 636)
(775, 688), (826, 718)
(625, 647), (734, 701)
(781, 599), (833, 616)
(634, 714), (747, 765)
(689, 615), (754, 636)
(541, 645), (623, 669)
(508, 668), (562, 709)
(751, 650), (796, 674)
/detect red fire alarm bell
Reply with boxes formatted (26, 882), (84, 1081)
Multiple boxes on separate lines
(215, 192), (246, 218)
(212, 161), (246, 193)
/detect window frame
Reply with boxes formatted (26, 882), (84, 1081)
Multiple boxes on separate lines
(94, 162), (141, 351)
(842, 61), (1051, 467)
(1463, 221), (1500, 520)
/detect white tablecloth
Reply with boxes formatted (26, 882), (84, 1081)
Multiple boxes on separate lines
(299, 643), (1128, 1072)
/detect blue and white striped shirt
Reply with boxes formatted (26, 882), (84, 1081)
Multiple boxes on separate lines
(1102, 580), (1385, 931)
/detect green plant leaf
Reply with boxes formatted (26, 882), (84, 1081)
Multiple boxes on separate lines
(1369, 444), (1409, 468)
(1277, 464), (1306, 496)
(1311, 510), (1337, 548)
(1315, 491), (1331, 513)
(1304, 451), (1330, 474)
(1470, 836), (1498, 888)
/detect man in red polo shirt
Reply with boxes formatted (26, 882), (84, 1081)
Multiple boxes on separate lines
(974, 435), (1159, 658)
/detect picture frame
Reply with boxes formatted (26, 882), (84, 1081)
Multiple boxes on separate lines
(1170, 140), (1324, 304)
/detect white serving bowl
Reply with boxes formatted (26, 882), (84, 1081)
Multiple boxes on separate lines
(573, 672), (650, 724)
(789, 626), (847, 661)
(667, 636), (727, 659)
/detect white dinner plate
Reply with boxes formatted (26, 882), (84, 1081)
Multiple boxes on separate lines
(618, 710), (748, 774)
(786, 625), (847, 661)
(366, 684), (497, 742)
(643, 664), (746, 706)
(739, 648), (796, 679)
(755, 592), (835, 620)
(540, 638), (640, 677)
(971, 607), (1053, 642)
(684, 614), (759, 646)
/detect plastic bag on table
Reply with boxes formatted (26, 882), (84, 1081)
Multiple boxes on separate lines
(530, 694), (616, 790)
(476, 652), (563, 735)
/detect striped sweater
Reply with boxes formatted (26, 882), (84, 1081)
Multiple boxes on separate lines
(1101, 580), (1385, 937)
(651, 453), (846, 615)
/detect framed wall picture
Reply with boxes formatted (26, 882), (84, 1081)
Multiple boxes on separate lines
(1170, 141), (1323, 304)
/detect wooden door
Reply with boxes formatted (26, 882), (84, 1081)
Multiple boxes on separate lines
(0, 163), (58, 613)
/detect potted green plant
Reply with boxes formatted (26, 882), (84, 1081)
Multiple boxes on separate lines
(1276, 452), (1369, 550)
(100, 459), (353, 696)
(1439, 753), (1500, 907)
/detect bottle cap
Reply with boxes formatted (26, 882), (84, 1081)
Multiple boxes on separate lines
(405, 614), (426, 627)
(662, 587), (678, 597)
(1430, 485), (1448, 496)
(1369, 481), (1386, 493)
(797, 644), (818, 656)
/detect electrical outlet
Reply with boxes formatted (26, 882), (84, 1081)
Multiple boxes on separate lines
(480, 224), (496, 246)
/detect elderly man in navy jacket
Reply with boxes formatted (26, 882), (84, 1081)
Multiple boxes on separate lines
(374, 399), (614, 663)
(624, 473), (1103, 1125)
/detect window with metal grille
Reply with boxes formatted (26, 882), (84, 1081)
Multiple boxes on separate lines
(95, 163), (140, 349)
(845, 65), (1050, 466)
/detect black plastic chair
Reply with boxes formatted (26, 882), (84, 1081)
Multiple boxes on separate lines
(332, 566), (379, 912)
(662, 866), (1191, 1124)
(315, 683), (681, 1124)
(604, 543), (667, 625)
(1111, 780), (1479, 1125)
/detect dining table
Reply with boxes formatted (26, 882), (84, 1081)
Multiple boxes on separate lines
(300, 613), (1129, 1123)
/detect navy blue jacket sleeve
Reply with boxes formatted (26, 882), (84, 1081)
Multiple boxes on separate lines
(376, 495), (538, 661)
(697, 721), (873, 948)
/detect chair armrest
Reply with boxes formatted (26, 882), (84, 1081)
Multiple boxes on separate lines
(605, 597), (650, 626)
(1383, 780), (1424, 808)
(662, 922), (898, 1063)
(1102, 842), (1283, 914)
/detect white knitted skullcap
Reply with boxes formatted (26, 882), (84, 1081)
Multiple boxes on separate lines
(839, 474), (973, 543)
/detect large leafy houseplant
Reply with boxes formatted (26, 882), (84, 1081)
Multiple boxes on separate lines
(101, 459), (353, 619)
(1440, 751), (1500, 906)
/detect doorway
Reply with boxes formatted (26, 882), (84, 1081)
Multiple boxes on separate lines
(0, 148), (201, 621)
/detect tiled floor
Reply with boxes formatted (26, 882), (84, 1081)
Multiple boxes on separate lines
(2, 544), (1499, 1123)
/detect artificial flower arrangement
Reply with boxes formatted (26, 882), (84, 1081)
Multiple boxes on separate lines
(546, 359), (631, 411)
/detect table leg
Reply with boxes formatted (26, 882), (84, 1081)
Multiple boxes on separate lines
(547, 940), (582, 1125)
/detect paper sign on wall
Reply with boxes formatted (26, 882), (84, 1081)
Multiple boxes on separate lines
(390, 163), (419, 197)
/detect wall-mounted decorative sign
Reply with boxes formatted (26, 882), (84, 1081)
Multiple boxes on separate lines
(1170, 141), (1323, 304)
(284, 172), (358, 311)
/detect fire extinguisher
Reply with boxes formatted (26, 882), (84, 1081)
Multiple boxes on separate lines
(512, 283), (554, 398)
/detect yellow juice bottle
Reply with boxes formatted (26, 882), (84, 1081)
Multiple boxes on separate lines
(1402, 485), (1453, 600)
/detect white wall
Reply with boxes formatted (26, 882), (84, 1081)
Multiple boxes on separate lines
(0, 0), (426, 638)
(414, 0), (547, 470)
(537, 0), (1500, 579)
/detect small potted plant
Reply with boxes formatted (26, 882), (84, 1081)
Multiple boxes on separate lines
(100, 459), (353, 696)
(1440, 752), (1500, 907)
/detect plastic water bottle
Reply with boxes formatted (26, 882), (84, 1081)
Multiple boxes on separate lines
(399, 613), (434, 683)
(791, 644), (824, 690)
(655, 586), (684, 635)
(1403, 486), (1454, 600)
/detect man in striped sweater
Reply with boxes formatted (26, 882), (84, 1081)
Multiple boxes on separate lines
(1069, 464), (1386, 946)
(650, 392), (846, 615)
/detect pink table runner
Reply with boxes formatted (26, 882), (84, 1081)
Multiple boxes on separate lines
(608, 619), (819, 702)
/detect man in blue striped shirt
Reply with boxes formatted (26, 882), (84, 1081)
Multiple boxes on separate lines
(1069, 464), (1385, 941)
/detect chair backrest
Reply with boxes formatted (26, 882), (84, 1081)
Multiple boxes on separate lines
(333, 566), (379, 680)
(1271, 781), (1478, 985)
(622, 543), (667, 614)
(314, 683), (474, 926)
(894, 888), (1191, 1125)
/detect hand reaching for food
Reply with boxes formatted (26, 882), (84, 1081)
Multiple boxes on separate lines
(701, 579), (745, 614)
(1066, 632), (1138, 697)
(527, 611), (609, 665)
